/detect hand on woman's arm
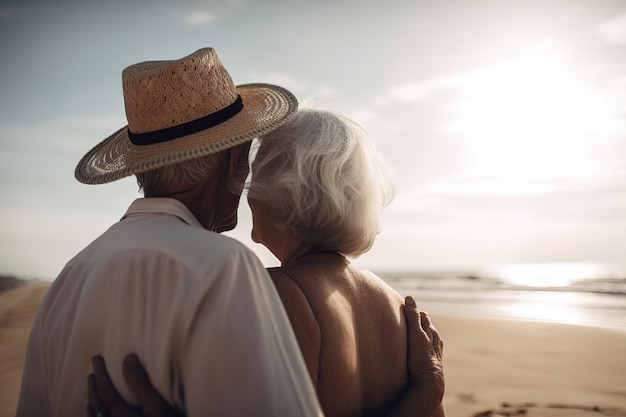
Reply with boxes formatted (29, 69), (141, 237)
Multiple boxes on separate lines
(383, 296), (446, 417)
(86, 296), (445, 417)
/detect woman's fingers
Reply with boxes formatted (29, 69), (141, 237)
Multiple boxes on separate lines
(87, 374), (102, 417)
(92, 356), (124, 407)
(90, 355), (144, 417)
(91, 355), (131, 416)
(87, 354), (178, 417)
(122, 355), (165, 409)
(122, 354), (154, 402)
(122, 354), (179, 417)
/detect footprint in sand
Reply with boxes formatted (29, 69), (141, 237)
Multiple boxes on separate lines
(472, 402), (626, 417)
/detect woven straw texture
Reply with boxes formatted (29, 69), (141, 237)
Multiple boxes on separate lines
(75, 48), (297, 184)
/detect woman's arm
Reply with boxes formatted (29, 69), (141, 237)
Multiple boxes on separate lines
(268, 268), (322, 389)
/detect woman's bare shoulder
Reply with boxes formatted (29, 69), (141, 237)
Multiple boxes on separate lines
(267, 267), (322, 386)
(267, 267), (320, 323)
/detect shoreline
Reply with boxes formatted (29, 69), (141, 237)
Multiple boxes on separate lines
(399, 287), (626, 331)
(2, 282), (626, 417)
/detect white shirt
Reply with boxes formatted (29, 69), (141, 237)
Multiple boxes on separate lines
(17, 198), (322, 417)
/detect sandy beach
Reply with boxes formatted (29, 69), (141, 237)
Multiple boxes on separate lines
(1, 281), (625, 417)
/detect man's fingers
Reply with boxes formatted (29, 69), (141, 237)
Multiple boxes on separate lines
(420, 312), (444, 361)
(405, 295), (417, 309)
(420, 311), (433, 329)
(420, 312), (440, 338)
(405, 295), (435, 356)
(404, 296), (424, 335)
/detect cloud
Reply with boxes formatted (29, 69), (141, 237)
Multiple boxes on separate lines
(387, 76), (455, 102)
(245, 70), (312, 92)
(389, 172), (626, 225)
(385, 40), (568, 102)
(242, 72), (338, 103)
(595, 12), (626, 44)
(185, 10), (217, 25)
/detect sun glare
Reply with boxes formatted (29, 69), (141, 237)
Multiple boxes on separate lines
(444, 41), (613, 191)
(493, 262), (608, 288)
(502, 295), (591, 327)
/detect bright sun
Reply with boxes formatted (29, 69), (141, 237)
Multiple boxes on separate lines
(443, 41), (613, 190)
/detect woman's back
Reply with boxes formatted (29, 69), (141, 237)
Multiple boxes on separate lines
(269, 252), (409, 417)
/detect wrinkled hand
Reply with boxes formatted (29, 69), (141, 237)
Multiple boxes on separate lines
(404, 296), (445, 407)
(86, 355), (184, 417)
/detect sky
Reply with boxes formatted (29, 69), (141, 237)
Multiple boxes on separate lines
(1, 0), (626, 279)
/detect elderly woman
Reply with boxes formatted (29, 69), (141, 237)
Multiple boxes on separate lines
(88, 108), (446, 417)
(247, 108), (445, 417)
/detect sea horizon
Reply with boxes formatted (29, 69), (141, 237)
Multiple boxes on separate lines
(377, 261), (626, 331)
(4, 261), (626, 331)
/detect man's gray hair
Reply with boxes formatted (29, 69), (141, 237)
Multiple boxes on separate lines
(136, 153), (223, 196)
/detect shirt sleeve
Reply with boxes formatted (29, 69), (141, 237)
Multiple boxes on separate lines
(176, 247), (323, 417)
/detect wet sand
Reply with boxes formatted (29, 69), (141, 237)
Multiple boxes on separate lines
(1, 281), (625, 417)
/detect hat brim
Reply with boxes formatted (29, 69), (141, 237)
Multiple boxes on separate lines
(74, 83), (297, 184)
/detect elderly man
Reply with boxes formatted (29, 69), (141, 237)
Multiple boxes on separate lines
(17, 47), (323, 417)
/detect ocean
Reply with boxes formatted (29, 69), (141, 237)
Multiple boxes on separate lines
(378, 262), (626, 330)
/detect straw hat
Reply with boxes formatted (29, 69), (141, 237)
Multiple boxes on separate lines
(74, 48), (298, 184)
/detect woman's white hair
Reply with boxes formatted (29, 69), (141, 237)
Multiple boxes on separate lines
(248, 107), (394, 257)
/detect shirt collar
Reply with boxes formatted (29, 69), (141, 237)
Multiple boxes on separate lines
(122, 198), (204, 229)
